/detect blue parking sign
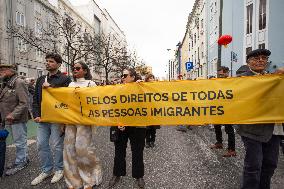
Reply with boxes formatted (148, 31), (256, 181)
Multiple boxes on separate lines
(185, 62), (193, 71)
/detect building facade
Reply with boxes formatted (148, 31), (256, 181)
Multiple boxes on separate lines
(1, 0), (59, 78)
(0, 0), (127, 80)
(243, 0), (284, 72)
(180, 19), (190, 78)
(186, 0), (208, 79)
(181, 0), (284, 78)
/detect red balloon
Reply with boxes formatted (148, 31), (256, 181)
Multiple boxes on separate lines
(218, 35), (233, 46)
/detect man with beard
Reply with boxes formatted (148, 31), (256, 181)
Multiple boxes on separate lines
(0, 64), (29, 176)
(31, 53), (71, 186)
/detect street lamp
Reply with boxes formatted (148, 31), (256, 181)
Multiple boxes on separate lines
(166, 48), (176, 81)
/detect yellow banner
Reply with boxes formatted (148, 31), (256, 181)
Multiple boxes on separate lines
(41, 75), (284, 126)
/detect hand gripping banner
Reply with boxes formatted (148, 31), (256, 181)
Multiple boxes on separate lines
(41, 75), (284, 126)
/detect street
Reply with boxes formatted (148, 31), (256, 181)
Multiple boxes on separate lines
(1, 125), (284, 189)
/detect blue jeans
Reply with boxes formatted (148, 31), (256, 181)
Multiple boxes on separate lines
(7, 122), (28, 164)
(241, 135), (280, 189)
(37, 122), (63, 173)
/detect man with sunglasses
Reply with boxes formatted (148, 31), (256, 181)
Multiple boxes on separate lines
(31, 52), (71, 186)
(237, 49), (284, 189)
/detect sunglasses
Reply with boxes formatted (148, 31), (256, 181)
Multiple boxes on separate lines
(250, 56), (268, 61)
(72, 67), (82, 71)
(121, 74), (129, 78)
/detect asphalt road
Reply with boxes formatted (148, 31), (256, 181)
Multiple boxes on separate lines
(1, 126), (284, 189)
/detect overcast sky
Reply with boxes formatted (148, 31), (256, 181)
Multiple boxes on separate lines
(69, 0), (194, 78)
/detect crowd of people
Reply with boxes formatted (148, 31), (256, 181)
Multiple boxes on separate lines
(0, 49), (283, 189)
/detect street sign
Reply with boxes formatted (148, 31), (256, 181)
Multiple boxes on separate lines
(185, 62), (193, 71)
(231, 51), (238, 62)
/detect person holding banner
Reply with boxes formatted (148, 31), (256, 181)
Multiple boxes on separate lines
(63, 61), (102, 189)
(109, 68), (146, 189)
(210, 66), (236, 157)
(31, 53), (71, 186)
(144, 74), (160, 148)
(237, 49), (283, 189)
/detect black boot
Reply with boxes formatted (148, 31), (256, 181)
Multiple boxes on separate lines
(136, 178), (145, 188)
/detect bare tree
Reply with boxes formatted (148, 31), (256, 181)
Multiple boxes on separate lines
(89, 32), (127, 84)
(7, 12), (93, 74)
(54, 15), (92, 73)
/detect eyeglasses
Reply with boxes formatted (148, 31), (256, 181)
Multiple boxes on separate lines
(72, 67), (82, 71)
(121, 74), (129, 78)
(250, 56), (268, 61)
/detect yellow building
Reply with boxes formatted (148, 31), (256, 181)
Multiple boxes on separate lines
(180, 17), (190, 79)
(146, 66), (153, 74)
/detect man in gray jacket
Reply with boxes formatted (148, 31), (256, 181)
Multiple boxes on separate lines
(238, 49), (282, 189)
(0, 64), (29, 176)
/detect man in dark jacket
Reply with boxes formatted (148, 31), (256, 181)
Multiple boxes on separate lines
(0, 64), (29, 176)
(238, 49), (283, 189)
(31, 53), (71, 186)
(210, 66), (236, 157)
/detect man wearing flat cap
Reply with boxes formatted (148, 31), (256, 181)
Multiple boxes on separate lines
(237, 49), (284, 189)
(0, 64), (29, 176)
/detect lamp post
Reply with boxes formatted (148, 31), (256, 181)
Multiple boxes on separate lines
(167, 48), (172, 81)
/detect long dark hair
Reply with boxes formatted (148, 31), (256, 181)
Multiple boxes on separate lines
(145, 74), (155, 82)
(127, 68), (140, 82)
(73, 61), (92, 81)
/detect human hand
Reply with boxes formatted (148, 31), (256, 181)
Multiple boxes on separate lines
(42, 82), (50, 88)
(6, 114), (14, 123)
(136, 80), (144, 83)
(34, 117), (41, 123)
(118, 126), (125, 131)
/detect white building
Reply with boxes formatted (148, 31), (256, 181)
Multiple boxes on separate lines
(0, 0), (59, 77)
(187, 0), (208, 79)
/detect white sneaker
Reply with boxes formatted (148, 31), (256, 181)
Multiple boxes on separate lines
(51, 170), (63, 184)
(31, 172), (52, 186)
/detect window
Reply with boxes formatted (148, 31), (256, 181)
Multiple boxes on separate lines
(198, 47), (200, 60)
(17, 38), (27, 52)
(35, 48), (43, 58)
(19, 72), (27, 76)
(246, 4), (253, 34)
(259, 0), (266, 30)
(259, 43), (265, 49)
(35, 21), (42, 36)
(35, 2), (41, 14)
(194, 34), (196, 44)
(201, 19), (204, 29)
(37, 69), (43, 77)
(201, 42), (204, 57)
(194, 51), (196, 64)
(16, 12), (25, 26)
(246, 47), (252, 55)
